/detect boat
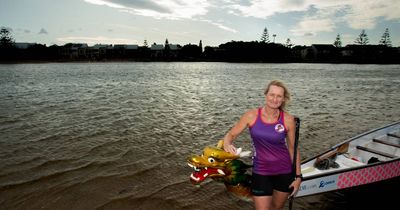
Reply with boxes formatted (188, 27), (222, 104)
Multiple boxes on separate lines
(296, 121), (400, 197)
(187, 121), (400, 200)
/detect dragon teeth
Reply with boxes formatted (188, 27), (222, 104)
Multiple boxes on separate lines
(217, 169), (225, 175)
(188, 163), (201, 171)
(190, 174), (200, 181)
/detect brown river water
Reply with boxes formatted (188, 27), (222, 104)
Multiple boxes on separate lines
(0, 62), (399, 209)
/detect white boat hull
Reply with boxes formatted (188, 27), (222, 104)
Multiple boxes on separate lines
(296, 121), (400, 197)
(297, 159), (400, 197)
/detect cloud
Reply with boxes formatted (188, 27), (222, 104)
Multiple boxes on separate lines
(199, 19), (238, 33)
(56, 36), (138, 45)
(84, 0), (237, 33)
(211, 22), (238, 33)
(291, 18), (335, 36)
(83, 0), (400, 37)
(228, 0), (400, 33)
(38, 28), (48, 34)
(83, 0), (124, 9)
(228, 0), (309, 18)
(84, 0), (210, 19)
(104, 0), (172, 13)
(342, 0), (400, 29)
(290, 5), (337, 36)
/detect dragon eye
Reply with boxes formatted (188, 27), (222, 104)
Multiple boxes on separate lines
(208, 157), (215, 163)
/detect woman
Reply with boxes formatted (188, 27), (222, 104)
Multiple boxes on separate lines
(223, 80), (301, 210)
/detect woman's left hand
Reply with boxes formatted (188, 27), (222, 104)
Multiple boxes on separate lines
(289, 178), (302, 198)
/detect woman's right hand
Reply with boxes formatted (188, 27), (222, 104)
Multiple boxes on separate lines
(224, 143), (237, 155)
(222, 109), (255, 155)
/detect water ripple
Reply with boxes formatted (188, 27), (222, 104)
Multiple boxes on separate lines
(0, 63), (399, 209)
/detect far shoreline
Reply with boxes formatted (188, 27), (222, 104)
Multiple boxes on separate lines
(1, 59), (400, 65)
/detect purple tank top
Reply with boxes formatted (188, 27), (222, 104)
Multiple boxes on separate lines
(249, 108), (292, 175)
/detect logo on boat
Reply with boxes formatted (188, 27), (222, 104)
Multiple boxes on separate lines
(299, 183), (317, 191)
(319, 179), (335, 188)
(275, 124), (285, 133)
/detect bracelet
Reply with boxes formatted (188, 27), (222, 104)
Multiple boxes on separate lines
(295, 174), (303, 180)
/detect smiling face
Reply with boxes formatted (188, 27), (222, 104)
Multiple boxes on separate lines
(265, 85), (285, 110)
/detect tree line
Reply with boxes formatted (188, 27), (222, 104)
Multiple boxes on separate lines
(259, 27), (393, 47)
(0, 26), (398, 64)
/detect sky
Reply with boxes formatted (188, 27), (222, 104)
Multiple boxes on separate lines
(1, 0), (400, 47)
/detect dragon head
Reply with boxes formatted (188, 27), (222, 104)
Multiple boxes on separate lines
(187, 140), (252, 200)
(188, 143), (239, 184)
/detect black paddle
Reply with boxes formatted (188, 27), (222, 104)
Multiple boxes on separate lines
(289, 117), (300, 210)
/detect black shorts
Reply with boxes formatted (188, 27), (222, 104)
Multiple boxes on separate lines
(251, 172), (294, 196)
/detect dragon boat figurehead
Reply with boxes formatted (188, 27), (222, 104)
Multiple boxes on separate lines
(187, 140), (253, 200)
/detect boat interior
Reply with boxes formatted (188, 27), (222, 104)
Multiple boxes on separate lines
(302, 130), (400, 177)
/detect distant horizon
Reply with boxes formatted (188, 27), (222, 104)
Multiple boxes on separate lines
(10, 39), (399, 48)
(1, 0), (400, 47)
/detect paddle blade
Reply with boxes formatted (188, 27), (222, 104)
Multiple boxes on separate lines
(314, 143), (350, 167)
(337, 142), (349, 153)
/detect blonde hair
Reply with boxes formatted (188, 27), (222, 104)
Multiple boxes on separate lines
(264, 80), (291, 111)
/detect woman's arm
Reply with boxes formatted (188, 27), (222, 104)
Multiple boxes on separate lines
(223, 109), (256, 154)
